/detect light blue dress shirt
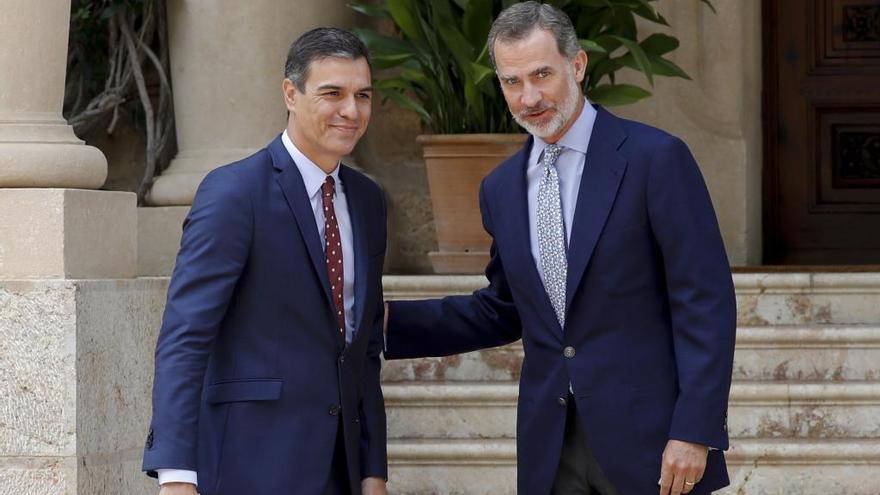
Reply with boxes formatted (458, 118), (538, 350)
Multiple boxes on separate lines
(157, 130), (357, 487)
(527, 99), (598, 287)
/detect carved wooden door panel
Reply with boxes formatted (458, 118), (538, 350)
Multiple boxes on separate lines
(765, 0), (880, 264)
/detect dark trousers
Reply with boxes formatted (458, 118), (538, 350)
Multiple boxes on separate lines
(551, 395), (621, 495)
(323, 417), (351, 495)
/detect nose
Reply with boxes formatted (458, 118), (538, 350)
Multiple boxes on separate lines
(520, 82), (541, 109)
(338, 94), (358, 120)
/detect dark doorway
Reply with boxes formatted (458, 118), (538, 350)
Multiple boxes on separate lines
(764, 0), (880, 264)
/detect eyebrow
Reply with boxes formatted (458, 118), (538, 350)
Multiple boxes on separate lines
(530, 66), (552, 76)
(498, 66), (553, 81)
(315, 84), (373, 93)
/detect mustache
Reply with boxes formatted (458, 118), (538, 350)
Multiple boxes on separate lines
(518, 103), (554, 118)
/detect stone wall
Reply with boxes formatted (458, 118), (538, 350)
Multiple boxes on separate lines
(0, 279), (167, 495)
(613, 0), (763, 265)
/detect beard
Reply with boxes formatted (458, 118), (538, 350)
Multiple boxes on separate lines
(511, 72), (582, 139)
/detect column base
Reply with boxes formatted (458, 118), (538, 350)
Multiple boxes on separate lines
(146, 148), (257, 206)
(137, 206), (190, 276)
(0, 140), (107, 189)
(0, 189), (136, 279)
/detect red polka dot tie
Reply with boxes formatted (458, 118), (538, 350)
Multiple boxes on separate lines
(321, 176), (345, 340)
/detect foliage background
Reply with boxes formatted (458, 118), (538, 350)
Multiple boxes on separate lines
(351, 0), (714, 134)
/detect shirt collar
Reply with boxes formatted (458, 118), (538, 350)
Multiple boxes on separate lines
(532, 98), (597, 161)
(282, 130), (341, 198)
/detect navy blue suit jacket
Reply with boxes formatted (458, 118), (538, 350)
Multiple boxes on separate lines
(143, 135), (388, 495)
(386, 107), (736, 495)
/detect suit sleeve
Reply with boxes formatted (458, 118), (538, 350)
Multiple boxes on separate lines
(646, 136), (737, 450)
(143, 167), (253, 474)
(359, 189), (388, 480)
(385, 179), (522, 360)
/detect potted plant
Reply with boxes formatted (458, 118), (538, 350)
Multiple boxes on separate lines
(351, 0), (714, 273)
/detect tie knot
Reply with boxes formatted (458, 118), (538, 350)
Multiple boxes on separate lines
(321, 176), (335, 198)
(542, 144), (562, 168)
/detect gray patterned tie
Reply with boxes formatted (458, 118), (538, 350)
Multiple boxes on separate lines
(536, 144), (567, 327)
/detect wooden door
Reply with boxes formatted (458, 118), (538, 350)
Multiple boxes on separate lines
(764, 0), (880, 264)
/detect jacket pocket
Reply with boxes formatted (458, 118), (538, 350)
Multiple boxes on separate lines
(205, 378), (283, 405)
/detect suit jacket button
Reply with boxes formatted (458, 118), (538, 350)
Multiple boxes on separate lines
(329, 404), (341, 416)
(563, 346), (576, 358)
(339, 355), (345, 364)
(557, 396), (568, 407)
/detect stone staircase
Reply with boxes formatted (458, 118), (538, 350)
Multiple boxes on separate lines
(381, 273), (880, 494)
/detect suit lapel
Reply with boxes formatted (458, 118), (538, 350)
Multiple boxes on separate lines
(498, 137), (564, 336)
(269, 136), (334, 310)
(339, 165), (369, 336)
(565, 107), (628, 312)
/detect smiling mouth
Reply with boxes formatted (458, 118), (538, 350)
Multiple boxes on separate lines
(524, 108), (551, 120)
(331, 125), (359, 133)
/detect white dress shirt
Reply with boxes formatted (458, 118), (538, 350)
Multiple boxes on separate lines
(527, 98), (597, 286)
(158, 130), (357, 487)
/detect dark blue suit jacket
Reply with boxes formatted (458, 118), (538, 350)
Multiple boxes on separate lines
(143, 135), (388, 495)
(386, 107), (736, 495)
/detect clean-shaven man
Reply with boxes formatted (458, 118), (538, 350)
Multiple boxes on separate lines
(384, 3), (736, 495)
(143, 28), (388, 495)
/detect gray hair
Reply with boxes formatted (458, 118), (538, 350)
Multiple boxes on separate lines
(284, 27), (371, 92)
(487, 1), (580, 68)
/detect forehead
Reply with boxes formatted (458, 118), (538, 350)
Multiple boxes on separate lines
(304, 56), (372, 88)
(494, 29), (566, 76)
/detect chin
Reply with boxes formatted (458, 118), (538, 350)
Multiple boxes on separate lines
(329, 142), (357, 158)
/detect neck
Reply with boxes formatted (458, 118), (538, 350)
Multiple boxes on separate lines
(543, 96), (585, 144)
(287, 124), (339, 174)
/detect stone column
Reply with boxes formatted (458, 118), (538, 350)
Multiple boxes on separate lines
(146, 0), (356, 206)
(613, 0), (763, 265)
(139, 0), (355, 277)
(0, 0), (106, 189)
(0, 2), (152, 494)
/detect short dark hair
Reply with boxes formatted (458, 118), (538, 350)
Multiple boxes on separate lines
(284, 27), (371, 92)
(488, 1), (580, 68)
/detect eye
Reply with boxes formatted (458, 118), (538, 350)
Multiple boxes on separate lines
(503, 78), (519, 86)
(322, 91), (340, 97)
(536, 70), (550, 79)
(357, 92), (372, 100)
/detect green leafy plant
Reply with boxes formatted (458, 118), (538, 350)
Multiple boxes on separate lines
(351, 0), (714, 134)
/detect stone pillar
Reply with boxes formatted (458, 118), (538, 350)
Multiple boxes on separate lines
(146, 0), (356, 206)
(0, 2), (150, 494)
(613, 0), (763, 265)
(0, 0), (106, 188)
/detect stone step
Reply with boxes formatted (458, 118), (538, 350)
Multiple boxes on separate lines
(382, 381), (880, 440)
(381, 325), (880, 383)
(385, 438), (880, 495)
(383, 273), (880, 326)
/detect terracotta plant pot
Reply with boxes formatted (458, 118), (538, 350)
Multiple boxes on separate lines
(418, 133), (528, 273)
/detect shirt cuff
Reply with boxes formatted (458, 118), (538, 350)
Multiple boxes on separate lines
(157, 469), (198, 486)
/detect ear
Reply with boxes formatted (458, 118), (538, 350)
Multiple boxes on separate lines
(282, 79), (298, 113)
(573, 50), (588, 84)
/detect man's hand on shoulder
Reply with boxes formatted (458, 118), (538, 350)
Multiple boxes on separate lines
(362, 476), (388, 495)
(159, 482), (198, 495)
(658, 439), (708, 495)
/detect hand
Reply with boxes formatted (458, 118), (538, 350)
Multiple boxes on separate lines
(159, 482), (198, 495)
(362, 476), (387, 495)
(658, 439), (707, 495)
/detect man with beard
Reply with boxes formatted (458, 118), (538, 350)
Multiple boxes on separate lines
(383, 3), (736, 495)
